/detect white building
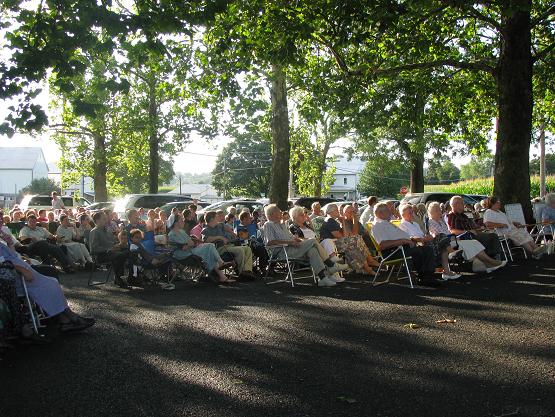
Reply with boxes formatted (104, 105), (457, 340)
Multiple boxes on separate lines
(0, 147), (49, 197)
(327, 156), (365, 201)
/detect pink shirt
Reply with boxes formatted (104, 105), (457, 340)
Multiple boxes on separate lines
(189, 223), (203, 239)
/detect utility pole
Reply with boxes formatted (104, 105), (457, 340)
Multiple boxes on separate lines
(539, 121), (546, 198)
(179, 174), (182, 195)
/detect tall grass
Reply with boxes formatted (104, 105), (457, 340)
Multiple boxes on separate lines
(423, 175), (555, 198)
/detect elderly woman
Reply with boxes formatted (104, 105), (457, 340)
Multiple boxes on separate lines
(56, 214), (95, 268)
(0, 241), (95, 332)
(483, 196), (546, 258)
(398, 203), (461, 280)
(167, 215), (235, 284)
(320, 204), (378, 276)
(289, 206), (317, 240)
(427, 202), (505, 272)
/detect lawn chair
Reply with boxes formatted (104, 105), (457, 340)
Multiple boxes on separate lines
(264, 244), (316, 287)
(530, 203), (553, 244)
(365, 223), (414, 288)
(87, 254), (113, 286)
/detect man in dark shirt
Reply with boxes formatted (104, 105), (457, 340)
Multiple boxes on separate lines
(447, 196), (502, 259)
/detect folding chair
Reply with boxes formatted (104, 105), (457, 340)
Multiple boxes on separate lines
(264, 244), (317, 287)
(365, 223), (414, 288)
(492, 229), (526, 262)
(19, 274), (47, 335)
(87, 254), (112, 286)
(129, 251), (175, 289)
(530, 203), (553, 244)
(173, 255), (208, 282)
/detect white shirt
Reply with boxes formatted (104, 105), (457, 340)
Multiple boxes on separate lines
(360, 205), (374, 225)
(20, 225), (51, 241)
(52, 196), (65, 210)
(483, 209), (513, 234)
(300, 227), (316, 239)
(56, 225), (77, 243)
(371, 218), (410, 244)
(399, 220), (425, 238)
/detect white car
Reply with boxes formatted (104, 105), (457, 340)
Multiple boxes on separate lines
(113, 193), (194, 219)
(19, 194), (91, 212)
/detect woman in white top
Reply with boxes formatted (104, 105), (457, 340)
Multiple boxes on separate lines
(483, 196), (544, 258)
(56, 214), (94, 268)
(427, 202), (505, 271)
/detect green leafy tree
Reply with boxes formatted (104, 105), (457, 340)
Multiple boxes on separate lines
(460, 155), (495, 180)
(18, 178), (60, 197)
(426, 159), (461, 184)
(211, 128), (272, 199)
(358, 157), (410, 198)
(530, 154), (555, 175)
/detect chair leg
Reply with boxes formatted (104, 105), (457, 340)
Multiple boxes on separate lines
(20, 276), (39, 335)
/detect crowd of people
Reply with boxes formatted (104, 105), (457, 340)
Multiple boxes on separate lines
(1, 190), (554, 349)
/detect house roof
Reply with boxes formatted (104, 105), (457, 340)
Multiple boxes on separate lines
(0, 147), (47, 170)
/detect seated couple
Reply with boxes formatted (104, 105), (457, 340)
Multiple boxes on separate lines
(262, 204), (349, 287)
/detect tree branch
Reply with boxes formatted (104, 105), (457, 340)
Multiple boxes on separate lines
(531, 5), (555, 26)
(533, 41), (555, 63)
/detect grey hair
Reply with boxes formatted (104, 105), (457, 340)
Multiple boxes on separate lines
(264, 204), (281, 218)
(311, 201), (321, 209)
(449, 195), (464, 206)
(546, 193), (555, 206)
(325, 203), (338, 215)
(289, 205), (305, 219)
(398, 203), (412, 215)
(373, 202), (388, 215)
(427, 201), (441, 215)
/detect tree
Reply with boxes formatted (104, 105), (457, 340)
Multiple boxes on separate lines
(530, 154), (555, 175)
(358, 157), (410, 198)
(460, 155), (495, 180)
(426, 159), (461, 184)
(211, 128), (272, 199)
(18, 177), (60, 197)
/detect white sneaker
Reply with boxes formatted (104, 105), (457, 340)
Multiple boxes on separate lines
(318, 276), (337, 287)
(441, 272), (461, 281)
(329, 272), (345, 283)
(327, 263), (349, 274)
(486, 260), (507, 273)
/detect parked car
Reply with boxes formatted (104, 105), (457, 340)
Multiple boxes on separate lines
(468, 194), (489, 204)
(19, 194), (91, 211)
(113, 194), (194, 219)
(197, 199), (265, 218)
(401, 192), (479, 206)
(159, 200), (211, 216)
(85, 202), (114, 212)
(290, 197), (341, 211)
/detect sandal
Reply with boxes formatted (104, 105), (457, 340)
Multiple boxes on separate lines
(60, 316), (96, 333)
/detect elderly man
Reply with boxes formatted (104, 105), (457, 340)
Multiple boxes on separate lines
(447, 196), (502, 259)
(18, 214), (75, 273)
(89, 211), (131, 288)
(371, 202), (440, 285)
(309, 202), (323, 220)
(262, 204), (348, 287)
(360, 196), (378, 225)
(202, 210), (256, 280)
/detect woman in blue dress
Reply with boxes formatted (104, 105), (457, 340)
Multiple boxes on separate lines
(168, 215), (235, 283)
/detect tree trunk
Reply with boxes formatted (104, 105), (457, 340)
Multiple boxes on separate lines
(539, 120), (546, 197)
(268, 64), (291, 210)
(314, 139), (332, 197)
(93, 133), (108, 202)
(409, 153), (425, 193)
(493, 1), (533, 222)
(148, 76), (159, 194)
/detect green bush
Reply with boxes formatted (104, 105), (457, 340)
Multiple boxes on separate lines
(424, 176), (555, 198)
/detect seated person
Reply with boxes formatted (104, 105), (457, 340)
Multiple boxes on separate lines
(76, 213), (94, 246)
(262, 204), (348, 287)
(540, 193), (555, 239)
(236, 211), (268, 274)
(167, 215), (234, 283)
(89, 211), (130, 289)
(342, 204), (377, 254)
(289, 206), (317, 239)
(427, 202), (506, 272)
(371, 202), (440, 285)
(37, 209), (49, 223)
(447, 196), (503, 260)
(201, 211), (256, 280)
(182, 209), (197, 233)
(190, 214), (205, 241)
(188, 204), (199, 224)
(360, 196), (378, 225)
(125, 209), (146, 235)
(18, 215), (75, 273)
(320, 204), (378, 276)
(128, 229), (172, 284)
(483, 196), (546, 258)
(398, 203), (461, 280)
(0, 241), (95, 332)
(56, 214), (95, 269)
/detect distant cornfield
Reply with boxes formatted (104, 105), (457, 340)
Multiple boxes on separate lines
(423, 176), (555, 198)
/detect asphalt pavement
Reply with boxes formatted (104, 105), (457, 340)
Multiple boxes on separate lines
(1, 254), (554, 417)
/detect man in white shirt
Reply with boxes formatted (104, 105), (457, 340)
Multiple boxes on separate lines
(371, 202), (439, 285)
(51, 191), (65, 210)
(19, 215), (74, 273)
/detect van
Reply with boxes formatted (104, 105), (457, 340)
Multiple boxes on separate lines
(113, 194), (194, 219)
(19, 194), (91, 211)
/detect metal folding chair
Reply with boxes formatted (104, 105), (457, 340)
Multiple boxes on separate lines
(264, 244), (317, 287)
(87, 255), (112, 286)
